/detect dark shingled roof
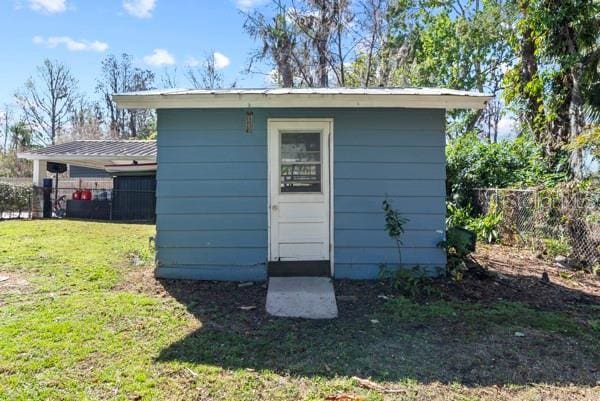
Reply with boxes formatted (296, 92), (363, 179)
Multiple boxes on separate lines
(23, 140), (156, 158)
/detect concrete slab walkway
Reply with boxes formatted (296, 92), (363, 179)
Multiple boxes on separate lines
(266, 277), (338, 319)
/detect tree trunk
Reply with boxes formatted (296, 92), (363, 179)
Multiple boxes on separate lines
(567, 62), (584, 178)
(519, 2), (544, 142)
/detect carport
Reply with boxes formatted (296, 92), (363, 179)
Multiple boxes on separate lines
(18, 140), (157, 220)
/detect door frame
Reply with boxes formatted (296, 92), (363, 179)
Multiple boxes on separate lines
(267, 118), (334, 277)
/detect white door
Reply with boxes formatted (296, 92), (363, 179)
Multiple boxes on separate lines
(268, 119), (332, 263)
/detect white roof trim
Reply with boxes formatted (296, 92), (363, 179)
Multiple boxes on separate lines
(113, 88), (492, 110)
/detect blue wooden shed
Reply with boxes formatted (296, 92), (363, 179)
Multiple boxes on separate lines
(114, 88), (490, 281)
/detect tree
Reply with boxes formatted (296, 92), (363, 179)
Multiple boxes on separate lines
(64, 99), (105, 141)
(345, 0), (516, 139)
(187, 53), (224, 89)
(0, 105), (12, 154)
(9, 121), (33, 152)
(160, 67), (179, 89)
(504, 0), (600, 177)
(15, 59), (79, 145)
(289, 0), (353, 87)
(412, 0), (515, 139)
(243, 0), (352, 87)
(96, 54), (156, 138)
(244, 2), (298, 87)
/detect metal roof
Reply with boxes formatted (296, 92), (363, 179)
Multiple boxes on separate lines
(113, 87), (492, 110)
(18, 140), (156, 160)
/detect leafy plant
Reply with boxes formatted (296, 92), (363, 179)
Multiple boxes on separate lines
(439, 226), (476, 281)
(543, 238), (572, 259)
(382, 198), (409, 266)
(0, 183), (33, 219)
(467, 205), (502, 244)
(379, 265), (437, 298)
(446, 202), (472, 228)
(446, 132), (565, 205)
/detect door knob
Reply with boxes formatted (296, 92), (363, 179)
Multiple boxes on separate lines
(271, 204), (279, 211)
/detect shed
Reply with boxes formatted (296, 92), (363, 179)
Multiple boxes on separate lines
(113, 88), (491, 281)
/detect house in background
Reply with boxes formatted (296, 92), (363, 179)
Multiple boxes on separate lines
(18, 140), (157, 221)
(114, 88), (490, 281)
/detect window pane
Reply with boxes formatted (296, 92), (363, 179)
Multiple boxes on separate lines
(280, 132), (321, 193)
(281, 133), (321, 163)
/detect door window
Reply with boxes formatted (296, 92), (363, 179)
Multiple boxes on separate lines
(280, 132), (321, 193)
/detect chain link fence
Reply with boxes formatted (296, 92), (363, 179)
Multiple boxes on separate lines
(473, 187), (600, 267)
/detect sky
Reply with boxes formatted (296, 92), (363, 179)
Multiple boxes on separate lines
(0, 0), (270, 108)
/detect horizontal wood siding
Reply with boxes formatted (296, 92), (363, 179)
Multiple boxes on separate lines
(156, 108), (268, 281)
(331, 108), (446, 278)
(156, 108), (446, 280)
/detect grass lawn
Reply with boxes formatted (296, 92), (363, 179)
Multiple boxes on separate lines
(0, 220), (598, 401)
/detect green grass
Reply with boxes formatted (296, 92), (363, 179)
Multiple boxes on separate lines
(0, 220), (598, 401)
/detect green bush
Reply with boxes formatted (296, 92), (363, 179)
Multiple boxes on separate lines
(446, 132), (565, 205)
(446, 202), (472, 228)
(0, 183), (33, 218)
(446, 201), (502, 244)
(439, 226), (476, 281)
(467, 202), (502, 244)
(543, 238), (572, 258)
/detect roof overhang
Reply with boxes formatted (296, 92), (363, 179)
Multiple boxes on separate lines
(113, 88), (492, 110)
(16, 155), (156, 171)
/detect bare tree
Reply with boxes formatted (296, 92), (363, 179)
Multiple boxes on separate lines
(96, 54), (155, 138)
(15, 59), (79, 145)
(187, 53), (224, 89)
(160, 67), (179, 89)
(290, 0), (351, 87)
(244, 3), (297, 87)
(64, 99), (105, 141)
(0, 105), (12, 154)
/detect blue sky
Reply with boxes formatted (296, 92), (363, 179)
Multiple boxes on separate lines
(0, 0), (270, 107)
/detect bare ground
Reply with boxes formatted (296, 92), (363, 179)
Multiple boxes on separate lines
(117, 244), (600, 400)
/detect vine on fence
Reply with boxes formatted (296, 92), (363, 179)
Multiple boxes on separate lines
(0, 183), (33, 219)
(473, 182), (600, 270)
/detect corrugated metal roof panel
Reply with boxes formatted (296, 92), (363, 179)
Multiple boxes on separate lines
(116, 87), (490, 97)
(20, 140), (156, 158)
(113, 87), (492, 110)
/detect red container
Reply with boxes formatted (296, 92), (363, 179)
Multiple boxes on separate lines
(72, 190), (82, 200)
(81, 189), (92, 200)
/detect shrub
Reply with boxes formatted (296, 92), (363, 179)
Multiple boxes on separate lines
(379, 265), (437, 298)
(446, 201), (502, 244)
(0, 183), (33, 218)
(446, 132), (564, 205)
(439, 226), (476, 281)
(543, 238), (572, 258)
(446, 202), (472, 228)
(467, 201), (502, 243)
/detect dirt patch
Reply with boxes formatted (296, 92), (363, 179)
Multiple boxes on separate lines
(120, 244), (599, 313)
(0, 271), (31, 302)
(438, 244), (600, 311)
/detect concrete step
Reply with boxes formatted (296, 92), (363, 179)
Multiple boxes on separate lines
(266, 276), (338, 319)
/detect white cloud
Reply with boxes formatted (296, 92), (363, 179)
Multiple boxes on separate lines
(144, 48), (175, 66)
(213, 52), (230, 70)
(123, 0), (155, 18)
(33, 35), (109, 52)
(29, 0), (66, 13)
(235, 0), (267, 11)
